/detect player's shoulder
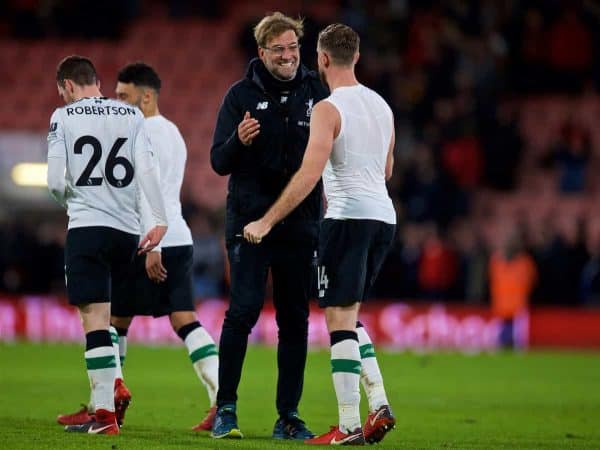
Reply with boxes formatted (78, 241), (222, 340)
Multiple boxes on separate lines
(49, 107), (63, 122)
(228, 78), (254, 99)
(105, 98), (145, 118)
(362, 84), (387, 102)
(146, 115), (186, 147)
(146, 114), (178, 133)
(361, 85), (393, 115)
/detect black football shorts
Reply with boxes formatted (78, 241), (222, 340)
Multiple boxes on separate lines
(64, 226), (138, 306)
(317, 218), (395, 308)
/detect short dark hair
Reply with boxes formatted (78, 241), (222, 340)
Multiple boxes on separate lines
(56, 55), (97, 87)
(318, 23), (360, 66)
(117, 62), (161, 92)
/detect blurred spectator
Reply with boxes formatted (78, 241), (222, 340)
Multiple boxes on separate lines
(555, 123), (591, 193)
(489, 230), (537, 348)
(539, 120), (591, 193)
(451, 220), (488, 304)
(441, 134), (483, 189)
(581, 224), (600, 305)
(480, 103), (522, 191)
(6, 0), (136, 40)
(580, 252), (600, 305)
(418, 224), (459, 300)
(514, 8), (548, 93)
(397, 224), (423, 299)
(530, 218), (564, 304)
(8, 0), (45, 39)
(547, 7), (593, 92)
(560, 218), (590, 303)
(399, 143), (444, 223)
(0, 218), (65, 294)
(168, 0), (225, 19)
(1, 0), (600, 308)
(188, 212), (226, 299)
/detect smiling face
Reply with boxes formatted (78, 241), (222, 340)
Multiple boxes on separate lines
(258, 29), (300, 81)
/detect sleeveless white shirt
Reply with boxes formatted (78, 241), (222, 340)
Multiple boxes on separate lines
(322, 84), (396, 224)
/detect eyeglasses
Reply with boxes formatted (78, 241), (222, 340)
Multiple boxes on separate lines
(262, 43), (301, 56)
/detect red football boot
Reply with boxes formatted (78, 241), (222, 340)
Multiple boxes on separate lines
(192, 405), (217, 431)
(64, 409), (119, 435)
(57, 404), (95, 426)
(363, 405), (396, 444)
(304, 426), (365, 445)
(114, 378), (132, 427)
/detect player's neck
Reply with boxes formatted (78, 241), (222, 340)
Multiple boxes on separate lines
(73, 85), (102, 101)
(326, 69), (358, 91)
(143, 105), (160, 118)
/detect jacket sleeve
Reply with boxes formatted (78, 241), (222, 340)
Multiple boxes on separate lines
(210, 87), (245, 176)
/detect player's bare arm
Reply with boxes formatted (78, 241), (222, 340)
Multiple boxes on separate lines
(385, 121), (395, 181)
(243, 101), (339, 244)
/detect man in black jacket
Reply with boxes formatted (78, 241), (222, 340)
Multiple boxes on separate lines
(210, 12), (327, 440)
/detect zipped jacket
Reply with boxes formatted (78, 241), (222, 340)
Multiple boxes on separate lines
(211, 58), (328, 244)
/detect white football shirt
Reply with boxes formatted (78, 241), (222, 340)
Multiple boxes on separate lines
(139, 115), (193, 248)
(47, 97), (167, 234)
(322, 84), (396, 224)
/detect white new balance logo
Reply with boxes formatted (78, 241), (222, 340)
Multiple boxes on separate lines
(256, 101), (268, 110)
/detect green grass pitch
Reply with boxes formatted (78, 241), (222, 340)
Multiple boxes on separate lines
(1, 342), (599, 449)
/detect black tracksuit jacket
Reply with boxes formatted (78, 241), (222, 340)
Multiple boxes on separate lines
(210, 58), (328, 245)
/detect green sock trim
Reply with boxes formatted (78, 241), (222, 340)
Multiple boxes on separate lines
(331, 358), (361, 374)
(86, 355), (116, 370)
(360, 343), (376, 359)
(189, 344), (218, 363)
(120, 356), (125, 367)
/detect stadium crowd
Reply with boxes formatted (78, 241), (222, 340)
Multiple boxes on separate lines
(1, 0), (600, 307)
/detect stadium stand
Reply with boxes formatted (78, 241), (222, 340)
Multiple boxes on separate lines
(1, 0), (600, 306)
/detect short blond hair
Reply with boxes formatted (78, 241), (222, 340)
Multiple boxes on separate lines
(253, 12), (304, 48)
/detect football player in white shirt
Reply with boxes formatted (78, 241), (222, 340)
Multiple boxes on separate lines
(48, 55), (168, 435)
(243, 24), (397, 445)
(56, 62), (219, 431)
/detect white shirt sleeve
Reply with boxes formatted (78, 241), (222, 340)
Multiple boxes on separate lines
(46, 109), (68, 208)
(138, 166), (163, 251)
(133, 119), (168, 227)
